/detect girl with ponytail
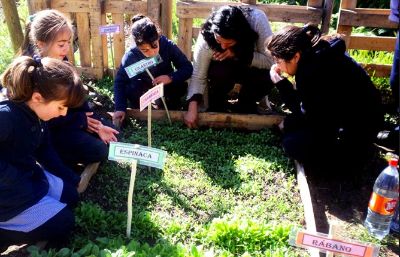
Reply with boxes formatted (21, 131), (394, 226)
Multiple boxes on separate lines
(0, 56), (85, 247)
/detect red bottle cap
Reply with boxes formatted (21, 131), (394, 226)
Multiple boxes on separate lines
(388, 158), (398, 167)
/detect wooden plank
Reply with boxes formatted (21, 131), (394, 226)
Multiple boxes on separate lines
(178, 18), (193, 59)
(307, 0), (323, 8)
(362, 63), (392, 77)
(111, 13), (125, 69)
(295, 161), (319, 257)
(89, 0), (103, 79)
(241, 0), (256, 4)
(62, 12), (75, 64)
(339, 8), (396, 29)
(121, 109), (284, 130)
(192, 27), (200, 40)
(176, 2), (323, 24)
(27, 0), (49, 14)
(321, 0), (333, 34)
(147, 0), (161, 24)
(76, 12), (91, 67)
(348, 35), (396, 51)
(101, 12), (109, 70)
(337, 0), (357, 46)
(51, 0), (91, 13)
(104, 1), (147, 14)
(161, 0), (173, 39)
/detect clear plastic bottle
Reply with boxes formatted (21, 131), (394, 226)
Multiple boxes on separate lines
(364, 158), (399, 240)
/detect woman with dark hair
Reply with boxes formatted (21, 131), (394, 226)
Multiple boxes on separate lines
(266, 24), (383, 173)
(184, 5), (274, 128)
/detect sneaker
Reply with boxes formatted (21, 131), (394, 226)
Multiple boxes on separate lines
(77, 162), (100, 193)
(257, 95), (274, 115)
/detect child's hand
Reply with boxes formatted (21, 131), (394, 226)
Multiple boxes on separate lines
(153, 75), (172, 85)
(86, 112), (102, 133)
(112, 111), (125, 129)
(97, 125), (119, 144)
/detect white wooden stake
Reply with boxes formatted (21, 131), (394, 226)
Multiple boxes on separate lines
(327, 220), (340, 257)
(127, 159), (137, 238)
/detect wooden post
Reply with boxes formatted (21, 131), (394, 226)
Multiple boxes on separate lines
(27, 0), (50, 14)
(240, 0), (256, 5)
(89, 0), (104, 79)
(321, 0), (334, 34)
(1, 0), (24, 53)
(147, 0), (161, 25)
(337, 0), (358, 47)
(111, 13), (125, 70)
(178, 18), (192, 59)
(76, 13), (92, 67)
(161, 0), (172, 39)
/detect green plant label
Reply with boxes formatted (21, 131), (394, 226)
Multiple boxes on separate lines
(108, 142), (167, 169)
(124, 55), (163, 78)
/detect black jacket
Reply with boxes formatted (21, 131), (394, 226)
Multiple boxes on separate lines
(0, 101), (80, 221)
(276, 38), (383, 139)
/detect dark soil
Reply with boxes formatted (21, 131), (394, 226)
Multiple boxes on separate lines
(307, 149), (399, 257)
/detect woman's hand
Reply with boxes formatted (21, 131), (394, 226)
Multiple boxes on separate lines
(213, 48), (234, 61)
(184, 101), (199, 129)
(153, 75), (172, 85)
(112, 111), (126, 129)
(97, 125), (119, 144)
(86, 112), (102, 133)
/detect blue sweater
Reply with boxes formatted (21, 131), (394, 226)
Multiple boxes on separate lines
(114, 35), (193, 111)
(0, 101), (80, 221)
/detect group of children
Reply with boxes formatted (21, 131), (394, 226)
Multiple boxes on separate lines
(0, 3), (396, 249)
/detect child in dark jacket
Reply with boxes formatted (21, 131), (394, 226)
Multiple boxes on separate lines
(0, 56), (85, 247)
(20, 9), (119, 193)
(112, 14), (193, 126)
(267, 24), (383, 174)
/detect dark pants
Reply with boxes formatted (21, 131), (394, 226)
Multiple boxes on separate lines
(282, 126), (376, 175)
(126, 79), (187, 110)
(207, 60), (272, 113)
(51, 130), (108, 167)
(390, 30), (399, 109)
(0, 208), (74, 248)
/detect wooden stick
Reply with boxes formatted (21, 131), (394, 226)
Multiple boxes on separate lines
(127, 159), (137, 238)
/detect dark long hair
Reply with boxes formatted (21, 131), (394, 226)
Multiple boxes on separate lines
(266, 24), (323, 61)
(201, 5), (258, 65)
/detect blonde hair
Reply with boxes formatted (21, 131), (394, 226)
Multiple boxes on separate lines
(19, 9), (73, 57)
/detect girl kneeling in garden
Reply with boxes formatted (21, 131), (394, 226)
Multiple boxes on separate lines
(0, 56), (85, 247)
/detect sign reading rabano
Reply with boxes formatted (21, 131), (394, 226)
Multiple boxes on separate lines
(108, 142), (167, 169)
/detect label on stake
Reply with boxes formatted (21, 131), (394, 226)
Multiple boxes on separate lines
(125, 55), (162, 78)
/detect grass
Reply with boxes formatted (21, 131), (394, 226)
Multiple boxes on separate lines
(0, 1), (398, 256)
(26, 119), (307, 257)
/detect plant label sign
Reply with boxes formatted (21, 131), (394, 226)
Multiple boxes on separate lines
(124, 55), (162, 78)
(139, 84), (164, 111)
(108, 142), (167, 169)
(99, 24), (120, 35)
(289, 229), (379, 257)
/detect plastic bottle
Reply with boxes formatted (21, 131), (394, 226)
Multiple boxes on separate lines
(364, 158), (399, 240)
(390, 201), (399, 234)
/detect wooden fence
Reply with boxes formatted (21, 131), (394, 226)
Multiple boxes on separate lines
(177, 0), (395, 77)
(27, 0), (172, 79)
(27, 0), (396, 78)
(337, 0), (397, 77)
